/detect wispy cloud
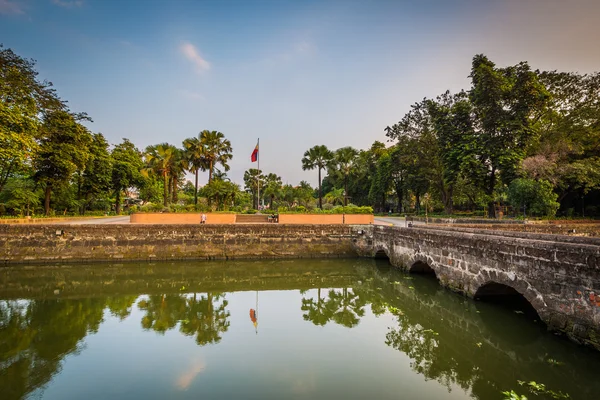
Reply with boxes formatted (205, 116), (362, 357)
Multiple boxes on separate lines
(0, 0), (24, 15)
(179, 42), (210, 73)
(51, 0), (84, 8)
(258, 40), (316, 66)
(179, 89), (204, 101)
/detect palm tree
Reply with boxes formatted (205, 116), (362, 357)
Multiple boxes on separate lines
(325, 188), (345, 205)
(143, 143), (176, 207)
(301, 145), (334, 209)
(334, 146), (358, 206)
(199, 130), (233, 183)
(243, 168), (264, 209)
(169, 147), (188, 204)
(182, 137), (208, 206)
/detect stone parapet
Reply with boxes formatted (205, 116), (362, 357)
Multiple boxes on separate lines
(0, 224), (364, 264)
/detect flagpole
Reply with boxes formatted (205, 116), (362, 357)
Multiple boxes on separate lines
(257, 138), (260, 212)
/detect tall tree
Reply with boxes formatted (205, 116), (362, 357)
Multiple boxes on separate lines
(301, 145), (334, 209)
(334, 146), (358, 206)
(111, 139), (143, 214)
(0, 45), (63, 193)
(469, 54), (549, 217)
(80, 133), (112, 213)
(243, 168), (264, 209)
(182, 136), (207, 206)
(263, 173), (282, 210)
(199, 130), (232, 183)
(168, 147), (187, 204)
(144, 143), (176, 207)
(426, 91), (477, 214)
(33, 111), (92, 215)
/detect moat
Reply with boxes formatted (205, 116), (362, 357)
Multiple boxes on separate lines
(2, 259), (599, 400)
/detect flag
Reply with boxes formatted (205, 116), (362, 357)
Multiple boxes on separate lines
(251, 142), (259, 162)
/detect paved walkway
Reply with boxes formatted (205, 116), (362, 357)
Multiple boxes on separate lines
(374, 217), (424, 226)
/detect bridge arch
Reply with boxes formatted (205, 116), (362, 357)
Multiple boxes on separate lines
(374, 248), (390, 260)
(409, 259), (437, 277)
(474, 280), (545, 323)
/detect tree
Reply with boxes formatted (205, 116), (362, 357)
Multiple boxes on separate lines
(0, 45), (63, 193)
(144, 143), (176, 207)
(202, 179), (239, 211)
(80, 133), (112, 213)
(324, 188), (345, 205)
(182, 136), (207, 206)
(199, 130), (232, 183)
(529, 71), (600, 214)
(294, 181), (314, 207)
(301, 145), (334, 209)
(33, 111), (92, 215)
(426, 91), (477, 214)
(469, 54), (549, 217)
(263, 173), (282, 210)
(243, 168), (264, 209)
(1, 178), (40, 216)
(507, 178), (559, 217)
(369, 150), (392, 212)
(111, 139), (144, 214)
(168, 147), (187, 204)
(333, 146), (358, 206)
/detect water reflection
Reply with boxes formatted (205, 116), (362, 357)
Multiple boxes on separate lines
(0, 299), (106, 400)
(1, 259), (600, 400)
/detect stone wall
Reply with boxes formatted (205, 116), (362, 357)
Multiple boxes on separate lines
(360, 225), (600, 349)
(0, 224), (360, 264)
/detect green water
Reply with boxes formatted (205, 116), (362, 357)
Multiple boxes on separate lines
(1, 259), (599, 400)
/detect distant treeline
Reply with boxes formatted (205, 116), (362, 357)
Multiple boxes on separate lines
(305, 55), (600, 218)
(1, 45), (598, 217)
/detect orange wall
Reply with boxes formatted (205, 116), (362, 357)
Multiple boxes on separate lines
(130, 213), (236, 224)
(278, 214), (373, 225)
(343, 214), (374, 224)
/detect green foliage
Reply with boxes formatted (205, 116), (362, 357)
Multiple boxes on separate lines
(516, 380), (571, 400)
(112, 139), (144, 214)
(0, 45), (64, 193)
(199, 130), (232, 183)
(201, 178), (240, 211)
(507, 178), (560, 217)
(33, 110), (93, 215)
(0, 178), (40, 216)
(502, 390), (528, 400)
(302, 145), (334, 209)
(277, 205), (372, 214)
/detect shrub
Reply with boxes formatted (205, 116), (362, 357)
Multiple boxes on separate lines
(508, 179), (559, 217)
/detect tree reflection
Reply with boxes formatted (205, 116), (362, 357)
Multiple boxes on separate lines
(301, 288), (365, 328)
(179, 293), (230, 345)
(0, 298), (106, 400)
(299, 265), (600, 400)
(301, 288), (333, 326)
(106, 296), (138, 320)
(138, 295), (187, 333)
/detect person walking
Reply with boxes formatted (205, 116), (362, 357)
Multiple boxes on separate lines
(201, 213), (207, 224)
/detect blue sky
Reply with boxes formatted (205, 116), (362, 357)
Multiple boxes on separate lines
(2, 0), (599, 186)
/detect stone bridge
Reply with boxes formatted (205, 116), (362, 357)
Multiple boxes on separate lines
(353, 224), (600, 349)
